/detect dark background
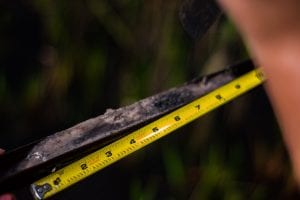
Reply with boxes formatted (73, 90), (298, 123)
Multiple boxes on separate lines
(0, 0), (299, 199)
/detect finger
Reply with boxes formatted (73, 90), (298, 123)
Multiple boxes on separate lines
(217, 0), (300, 44)
(218, 0), (300, 184)
(0, 151), (16, 200)
(0, 149), (4, 155)
(0, 194), (15, 200)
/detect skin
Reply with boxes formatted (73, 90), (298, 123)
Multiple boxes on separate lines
(217, 0), (300, 182)
(0, 149), (15, 200)
(1, 1), (300, 197)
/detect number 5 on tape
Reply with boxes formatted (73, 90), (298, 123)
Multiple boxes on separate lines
(31, 69), (265, 199)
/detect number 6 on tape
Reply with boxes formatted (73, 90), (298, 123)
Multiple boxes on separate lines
(31, 69), (265, 199)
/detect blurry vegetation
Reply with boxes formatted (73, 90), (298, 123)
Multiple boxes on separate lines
(0, 0), (299, 199)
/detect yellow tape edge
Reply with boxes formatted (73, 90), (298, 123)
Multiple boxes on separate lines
(31, 69), (265, 199)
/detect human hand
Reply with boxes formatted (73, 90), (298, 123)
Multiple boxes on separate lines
(218, 0), (300, 51)
(0, 149), (15, 200)
(217, 0), (300, 183)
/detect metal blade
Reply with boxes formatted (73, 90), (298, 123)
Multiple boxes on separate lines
(0, 60), (254, 193)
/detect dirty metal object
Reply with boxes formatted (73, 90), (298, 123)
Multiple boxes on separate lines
(179, 0), (222, 39)
(0, 60), (253, 193)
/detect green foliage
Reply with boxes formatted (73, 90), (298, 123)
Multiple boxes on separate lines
(0, 0), (298, 199)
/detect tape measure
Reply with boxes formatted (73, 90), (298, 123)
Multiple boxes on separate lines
(30, 69), (265, 199)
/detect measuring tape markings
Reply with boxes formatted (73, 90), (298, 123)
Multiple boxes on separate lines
(31, 69), (264, 199)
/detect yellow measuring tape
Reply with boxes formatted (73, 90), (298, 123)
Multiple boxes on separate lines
(31, 69), (265, 199)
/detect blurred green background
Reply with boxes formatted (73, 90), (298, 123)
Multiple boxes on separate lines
(0, 0), (299, 199)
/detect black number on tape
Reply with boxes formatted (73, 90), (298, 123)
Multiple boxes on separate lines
(235, 84), (241, 89)
(174, 116), (181, 121)
(152, 127), (159, 132)
(215, 94), (225, 101)
(105, 151), (112, 157)
(53, 177), (61, 186)
(130, 139), (136, 144)
(81, 163), (88, 170)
